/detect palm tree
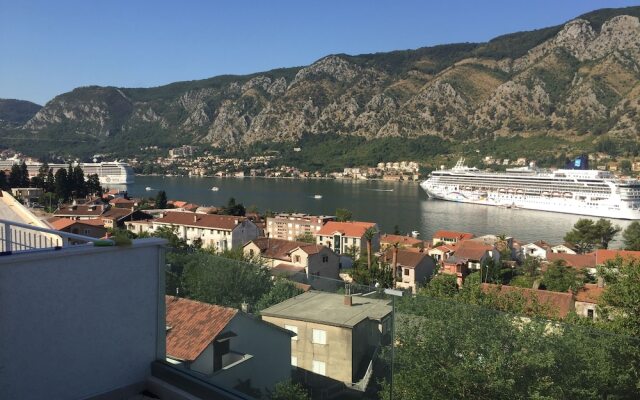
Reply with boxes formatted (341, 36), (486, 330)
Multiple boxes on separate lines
(391, 242), (400, 288)
(363, 227), (377, 269)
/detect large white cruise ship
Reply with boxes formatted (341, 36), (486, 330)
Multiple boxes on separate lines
(420, 159), (640, 220)
(0, 159), (134, 185)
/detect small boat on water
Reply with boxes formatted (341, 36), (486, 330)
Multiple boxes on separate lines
(211, 187), (219, 191)
(145, 187), (153, 191)
(313, 194), (323, 199)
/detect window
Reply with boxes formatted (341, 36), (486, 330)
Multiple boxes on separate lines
(249, 249), (254, 257)
(312, 329), (326, 345)
(587, 309), (595, 320)
(84, 229), (91, 235)
(291, 356), (298, 367)
(294, 255), (301, 263)
(312, 360), (326, 376)
(404, 268), (409, 276)
(284, 324), (298, 340)
(322, 255), (329, 263)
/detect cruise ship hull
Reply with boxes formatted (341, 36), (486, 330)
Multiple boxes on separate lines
(421, 182), (640, 220)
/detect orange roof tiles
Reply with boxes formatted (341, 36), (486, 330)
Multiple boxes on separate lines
(481, 283), (574, 318)
(452, 241), (493, 261)
(248, 238), (324, 261)
(593, 249), (640, 265)
(547, 253), (596, 270)
(316, 221), (376, 237)
(49, 217), (106, 230)
(381, 249), (430, 269)
(165, 296), (238, 362)
(575, 283), (604, 304)
(155, 211), (242, 230)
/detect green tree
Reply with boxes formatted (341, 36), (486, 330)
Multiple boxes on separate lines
(593, 218), (621, 250)
(598, 256), (640, 336)
(221, 197), (246, 216)
(294, 232), (315, 243)
(180, 252), (272, 308)
(54, 168), (70, 201)
(8, 164), (22, 188)
(542, 260), (584, 293)
(70, 166), (87, 197)
(268, 381), (309, 400)
(564, 218), (620, 252)
(564, 219), (598, 253)
(622, 221), (640, 251)
(19, 161), (29, 187)
(0, 170), (8, 191)
(155, 190), (168, 209)
(517, 255), (541, 278)
(335, 208), (353, 222)
(152, 225), (188, 250)
(422, 274), (458, 298)
(363, 227), (377, 270)
(619, 159), (632, 175)
(255, 279), (303, 312)
(86, 174), (102, 196)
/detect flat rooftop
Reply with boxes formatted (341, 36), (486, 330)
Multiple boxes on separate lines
(261, 291), (391, 328)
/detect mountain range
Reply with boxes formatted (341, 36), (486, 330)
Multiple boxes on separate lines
(2, 6), (640, 163)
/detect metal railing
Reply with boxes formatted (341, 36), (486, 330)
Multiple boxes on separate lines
(0, 218), (113, 254)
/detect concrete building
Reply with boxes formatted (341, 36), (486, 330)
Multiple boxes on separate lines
(261, 291), (392, 393)
(0, 220), (168, 399)
(243, 238), (340, 290)
(381, 249), (436, 293)
(128, 211), (259, 251)
(575, 283), (604, 320)
(442, 241), (500, 286)
(165, 296), (293, 395)
(266, 213), (333, 241)
(315, 221), (379, 259)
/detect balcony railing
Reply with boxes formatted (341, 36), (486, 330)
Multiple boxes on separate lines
(0, 218), (113, 254)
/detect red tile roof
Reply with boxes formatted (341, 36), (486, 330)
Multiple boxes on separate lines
(575, 283), (604, 304)
(433, 230), (474, 241)
(380, 234), (423, 247)
(546, 253), (596, 270)
(165, 296), (238, 362)
(481, 283), (574, 318)
(316, 221), (376, 237)
(381, 249), (430, 269)
(155, 211), (243, 230)
(452, 241), (493, 261)
(109, 197), (134, 205)
(247, 238), (324, 261)
(593, 249), (640, 265)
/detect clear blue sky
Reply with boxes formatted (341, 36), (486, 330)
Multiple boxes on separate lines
(1, 0), (637, 104)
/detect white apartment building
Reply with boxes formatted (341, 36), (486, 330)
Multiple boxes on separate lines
(126, 211), (259, 251)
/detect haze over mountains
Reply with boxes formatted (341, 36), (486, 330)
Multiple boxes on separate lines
(2, 6), (640, 159)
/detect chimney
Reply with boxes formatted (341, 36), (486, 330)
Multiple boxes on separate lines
(344, 283), (352, 306)
(597, 276), (604, 288)
(241, 302), (250, 313)
(193, 215), (197, 223)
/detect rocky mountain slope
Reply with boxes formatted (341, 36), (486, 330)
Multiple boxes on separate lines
(4, 6), (640, 159)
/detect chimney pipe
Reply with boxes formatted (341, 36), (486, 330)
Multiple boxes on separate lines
(193, 215), (197, 223)
(344, 295), (352, 306)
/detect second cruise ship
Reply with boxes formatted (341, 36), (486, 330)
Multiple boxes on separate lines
(421, 158), (640, 219)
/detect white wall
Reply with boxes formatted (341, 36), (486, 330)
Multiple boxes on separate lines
(0, 239), (166, 400)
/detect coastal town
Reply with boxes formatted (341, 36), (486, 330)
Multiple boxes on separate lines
(2, 169), (639, 398)
(5, 3), (640, 400)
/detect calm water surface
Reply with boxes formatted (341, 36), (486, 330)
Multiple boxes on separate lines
(125, 176), (633, 245)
